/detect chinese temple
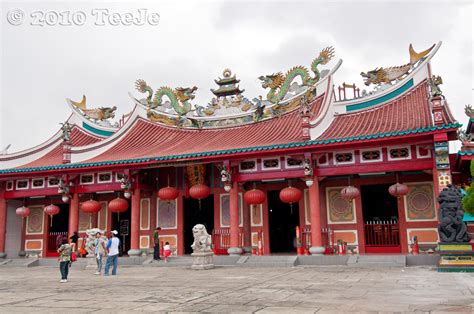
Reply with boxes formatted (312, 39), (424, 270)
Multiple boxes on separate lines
(0, 41), (465, 258)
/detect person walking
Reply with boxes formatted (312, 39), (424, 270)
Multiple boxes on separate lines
(69, 231), (79, 252)
(57, 237), (72, 283)
(94, 231), (107, 275)
(104, 230), (120, 276)
(153, 227), (162, 261)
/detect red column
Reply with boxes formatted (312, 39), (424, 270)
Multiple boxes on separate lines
(68, 193), (79, 238)
(129, 188), (141, 256)
(242, 203), (251, 252)
(228, 181), (242, 255)
(309, 176), (324, 254)
(0, 197), (7, 258)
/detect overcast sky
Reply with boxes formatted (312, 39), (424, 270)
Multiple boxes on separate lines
(1, 0), (472, 153)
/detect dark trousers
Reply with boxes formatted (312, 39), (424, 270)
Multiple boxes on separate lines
(154, 243), (160, 260)
(59, 261), (69, 280)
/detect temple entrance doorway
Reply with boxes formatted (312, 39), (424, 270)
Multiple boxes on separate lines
(46, 203), (69, 257)
(183, 195), (214, 254)
(361, 184), (401, 253)
(112, 207), (131, 256)
(268, 190), (299, 253)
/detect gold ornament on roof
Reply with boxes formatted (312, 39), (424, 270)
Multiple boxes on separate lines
(223, 68), (232, 78)
(69, 95), (116, 121)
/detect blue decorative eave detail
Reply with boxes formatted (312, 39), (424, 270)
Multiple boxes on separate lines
(0, 122), (461, 174)
(82, 122), (114, 137)
(458, 149), (474, 156)
(346, 79), (414, 112)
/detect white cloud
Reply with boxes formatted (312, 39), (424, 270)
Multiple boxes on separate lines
(1, 1), (472, 152)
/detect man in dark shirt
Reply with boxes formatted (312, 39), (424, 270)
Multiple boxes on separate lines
(153, 227), (161, 260)
(70, 231), (79, 252)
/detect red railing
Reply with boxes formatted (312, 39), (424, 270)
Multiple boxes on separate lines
(300, 226), (336, 254)
(211, 228), (243, 255)
(364, 221), (400, 247)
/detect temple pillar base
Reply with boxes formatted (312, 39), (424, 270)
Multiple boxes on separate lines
(227, 247), (243, 256)
(191, 251), (214, 270)
(0, 252), (6, 258)
(309, 246), (325, 255)
(127, 249), (142, 257)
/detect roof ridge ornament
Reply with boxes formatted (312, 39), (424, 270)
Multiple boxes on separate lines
(134, 79), (198, 117)
(259, 46), (335, 104)
(69, 95), (117, 122)
(428, 75), (443, 98)
(465, 104), (474, 119)
(360, 43), (435, 86)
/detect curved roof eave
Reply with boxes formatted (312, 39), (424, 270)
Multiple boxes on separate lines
(309, 41), (442, 140)
(334, 41), (442, 111)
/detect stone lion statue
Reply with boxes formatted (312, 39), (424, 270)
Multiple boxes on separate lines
(191, 224), (212, 253)
(84, 228), (106, 255)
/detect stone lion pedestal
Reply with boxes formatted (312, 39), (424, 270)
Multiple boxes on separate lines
(190, 224), (214, 270)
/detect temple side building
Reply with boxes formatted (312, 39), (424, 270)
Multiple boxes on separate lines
(0, 42), (465, 258)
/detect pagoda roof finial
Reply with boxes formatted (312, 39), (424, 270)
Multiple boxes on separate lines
(211, 68), (245, 98)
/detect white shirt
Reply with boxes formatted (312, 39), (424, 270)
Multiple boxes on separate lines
(106, 237), (120, 256)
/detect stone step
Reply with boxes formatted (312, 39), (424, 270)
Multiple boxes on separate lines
(237, 256), (297, 267)
(350, 255), (406, 267)
(0, 258), (38, 267)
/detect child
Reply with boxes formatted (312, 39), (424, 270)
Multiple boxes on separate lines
(163, 242), (171, 263)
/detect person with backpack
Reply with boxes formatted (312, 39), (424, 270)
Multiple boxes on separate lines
(104, 230), (120, 276)
(57, 237), (72, 283)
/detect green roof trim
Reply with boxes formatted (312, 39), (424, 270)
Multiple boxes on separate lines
(82, 122), (114, 137)
(346, 78), (414, 112)
(0, 122), (461, 174)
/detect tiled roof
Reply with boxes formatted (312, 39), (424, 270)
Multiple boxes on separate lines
(13, 127), (102, 169)
(318, 81), (438, 139)
(0, 81), (461, 175)
(0, 122), (460, 174)
(86, 95), (325, 163)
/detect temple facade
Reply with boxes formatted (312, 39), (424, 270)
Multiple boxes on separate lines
(0, 42), (464, 258)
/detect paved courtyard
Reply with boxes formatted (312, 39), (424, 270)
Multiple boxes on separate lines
(0, 264), (473, 313)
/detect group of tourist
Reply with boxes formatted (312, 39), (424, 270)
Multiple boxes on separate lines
(56, 230), (121, 283)
(56, 226), (172, 283)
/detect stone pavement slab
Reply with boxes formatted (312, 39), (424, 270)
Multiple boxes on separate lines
(0, 265), (473, 312)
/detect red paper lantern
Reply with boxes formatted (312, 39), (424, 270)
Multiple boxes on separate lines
(16, 206), (31, 218)
(189, 184), (211, 200)
(244, 189), (266, 205)
(108, 197), (128, 213)
(80, 200), (101, 214)
(44, 204), (60, 216)
(389, 183), (409, 198)
(158, 186), (179, 202)
(279, 186), (302, 204)
(341, 186), (360, 201)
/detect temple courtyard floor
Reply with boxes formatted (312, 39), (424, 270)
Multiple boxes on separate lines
(0, 265), (473, 313)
